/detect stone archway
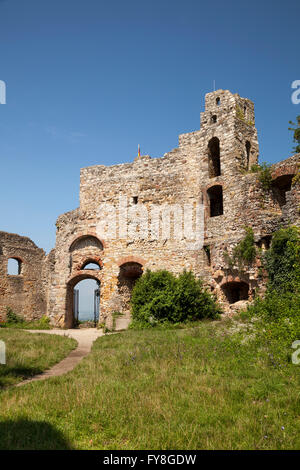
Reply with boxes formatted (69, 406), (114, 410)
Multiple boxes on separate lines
(117, 262), (143, 315)
(221, 281), (249, 304)
(65, 273), (101, 328)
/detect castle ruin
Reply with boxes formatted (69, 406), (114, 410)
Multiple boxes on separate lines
(1, 90), (299, 328)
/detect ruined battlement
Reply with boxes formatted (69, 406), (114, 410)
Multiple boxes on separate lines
(80, 90), (259, 215)
(201, 90), (255, 128)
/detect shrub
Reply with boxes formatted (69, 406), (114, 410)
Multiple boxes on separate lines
(131, 270), (176, 324)
(223, 227), (256, 271)
(32, 315), (51, 329)
(5, 307), (25, 324)
(245, 226), (300, 362)
(263, 226), (300, 292)
(131, 269), (221, 327)
(250, 162), (272, 191)
(232, 227), (256, 268)
(173, 271), (221, 322)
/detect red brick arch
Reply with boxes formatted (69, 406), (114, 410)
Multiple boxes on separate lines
(65, 272), (102, 328)
(220, 275), (244, 286)
(117, 256), (146, 267)
(271, 164), (298, 180)
(77, 257), (103, 271)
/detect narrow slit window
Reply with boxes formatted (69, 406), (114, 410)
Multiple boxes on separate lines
(245, 141), (251, 169)
(208, 137), (221, 178)
(204, 246), (211, 266)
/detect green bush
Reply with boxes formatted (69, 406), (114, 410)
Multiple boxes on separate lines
(233, 227), (256, 268)
(5, 307), (25, 324)
(1, 311), (51, 330)
(263, 226), (300, 292)
(131, 269), (221, 327)
(250, 162), (272, 191)
(245, 226), (300, 362)
(33, 315), (51, 329)
(173, 271), (221, 322)
(223, 227), (256, 271)
(247, 290), (300, 342)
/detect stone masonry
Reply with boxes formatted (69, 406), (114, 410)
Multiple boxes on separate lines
(1, 90), (299, 327)
(0, 232), (47, 321)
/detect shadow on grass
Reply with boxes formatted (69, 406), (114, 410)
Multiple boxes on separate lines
(0, 419), (72, 450)
(0, 364), (44, 389)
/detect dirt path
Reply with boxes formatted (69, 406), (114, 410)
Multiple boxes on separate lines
(16, 328), (104, 387)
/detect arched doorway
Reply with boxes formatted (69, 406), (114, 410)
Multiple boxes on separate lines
(66, 274), (100, 328)
(117, 262), (143, 314)
(222, 281), (249, 304)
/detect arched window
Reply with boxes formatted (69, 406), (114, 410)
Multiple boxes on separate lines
(208, 137), (221, 178)
(7, 258), (22, 275)
(119, 262), (143, 280)
(216, 97), (221, 106)
(207, 185), (223, 217)
(70, 235), (103, 252)
(211, 115), (217, 123)
(81, 260), (102, 270)
(272, 174), (294, 208)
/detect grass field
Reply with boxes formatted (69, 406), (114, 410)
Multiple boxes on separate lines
(0, 330), (76, 388)
(0, 319), (299, 450)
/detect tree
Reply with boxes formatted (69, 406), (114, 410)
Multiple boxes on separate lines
(288, 116), (300, 153)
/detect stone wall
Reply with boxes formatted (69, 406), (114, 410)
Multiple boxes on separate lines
(0, 231), (48, 321)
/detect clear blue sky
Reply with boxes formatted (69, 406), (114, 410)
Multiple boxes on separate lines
(0, 0), (299, 254)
